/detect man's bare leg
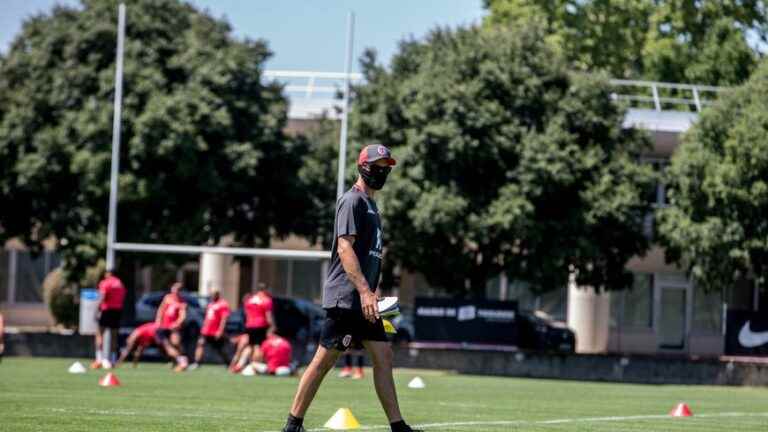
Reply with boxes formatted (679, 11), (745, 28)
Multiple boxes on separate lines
(109, 328), (119, 363)
(194, 337), (205, 364)
(363, 340), (403, 422)
(164, 341), (188, 372)
(91, 326), (104, 368)
(289, 345), (342, 418)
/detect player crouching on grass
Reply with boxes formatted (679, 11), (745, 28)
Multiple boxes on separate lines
(281, 145), (422, 432)
(116, 322), (159, 368)
(253, 333), (294, 376)
(155, 282), (189, 372)
(190, 290), (231, 370)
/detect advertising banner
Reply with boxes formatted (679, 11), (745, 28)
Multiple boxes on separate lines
(414, 297), (518, 345)
(79, 288), (99, 336)
(725, 309), (768, 356)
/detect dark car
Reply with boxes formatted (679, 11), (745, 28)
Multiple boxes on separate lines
(516, 310), (575, 353)
(272, 297), (325, 364)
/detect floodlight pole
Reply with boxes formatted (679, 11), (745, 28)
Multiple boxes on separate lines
(106, 3), (126, 271)
(336, 11), (355, 198)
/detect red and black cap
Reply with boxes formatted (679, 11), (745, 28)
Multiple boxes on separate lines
(357, 144), (396, 166)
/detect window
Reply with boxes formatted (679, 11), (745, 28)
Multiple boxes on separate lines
(292, 260), (323, 303)
(692, 285), (722, 334)
(641, 159), (670, 240)
(612, 273), (653, 329)
(0, 250), (61, 304)
(506, 280), (537, 311)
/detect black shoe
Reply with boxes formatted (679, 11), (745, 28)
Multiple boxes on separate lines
(394, 424), (423, 432)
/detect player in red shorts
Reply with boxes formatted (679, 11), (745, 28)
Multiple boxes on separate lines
(155, 282), (189, 372)
(242, 284), (275, 367)
(116, 322), (159, 367)
(91, 269), (126, 369)
(190, 290), (231, 370)
(255, 333), (293, 376)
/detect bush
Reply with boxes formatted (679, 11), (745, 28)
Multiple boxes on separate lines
(43, 268), (78, 328)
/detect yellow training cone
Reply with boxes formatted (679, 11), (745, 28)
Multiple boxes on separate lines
(383, 319), (397, 334)
(323, 408), (361, 430)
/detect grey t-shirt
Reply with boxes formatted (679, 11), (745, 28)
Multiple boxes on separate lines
(322, 187), (383, 310)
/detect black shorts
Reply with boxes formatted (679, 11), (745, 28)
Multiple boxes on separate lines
(201, 335), (226, 349)
(155, 328), (172, 343)
(98, 309), (122, 329)
(320, 308), (387, 351)
(246, 327), (268, 346)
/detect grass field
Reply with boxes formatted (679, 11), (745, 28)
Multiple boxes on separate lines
(1, 357), (767, 431)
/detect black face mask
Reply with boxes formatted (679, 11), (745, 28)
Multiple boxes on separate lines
(358, 163), (391, 190)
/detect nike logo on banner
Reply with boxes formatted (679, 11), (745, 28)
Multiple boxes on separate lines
(738, 321), (768, 348)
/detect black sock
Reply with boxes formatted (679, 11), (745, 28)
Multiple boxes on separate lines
(344, 354), (352, 367)
(391, 420), (410, 432)
(285, 414), (303, 429)
(356, 355), (364, 368)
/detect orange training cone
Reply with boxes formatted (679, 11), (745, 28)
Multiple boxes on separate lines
(99, 373), (121, 387)
(670, 403), (693, 417)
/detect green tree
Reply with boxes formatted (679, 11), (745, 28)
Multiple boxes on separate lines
(658, 60), (768, 291)
(0, 0), (306, 282)
(295, 117), (343, 249)
(352, 25), (654, 296)
(484, 0), (764, 85)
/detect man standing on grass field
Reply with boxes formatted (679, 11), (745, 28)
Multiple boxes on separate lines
(243, 284), (275, 368)
(190, 290), (231, 370)
(91, 269), (126, 369)
(281, 144), (422, 432)
(155, 282), (189, 372)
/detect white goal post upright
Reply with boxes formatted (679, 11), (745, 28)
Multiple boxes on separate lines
(336, 11), (355, 199)
(105, 3), (126, 272)
(104, 4), (339, 295)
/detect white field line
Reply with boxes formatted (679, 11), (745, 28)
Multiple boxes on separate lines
(263, 412), (768, 432)
(47, 408), (768, 431)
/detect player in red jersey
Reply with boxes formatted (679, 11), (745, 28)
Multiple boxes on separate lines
(116, 322), (159, 367)
(155, 282), (189, 372)
(255, 334), (293, 376)
(190, 290), (231, 370)
(242, 284), (275, 367)
(91, 269), (126, 369)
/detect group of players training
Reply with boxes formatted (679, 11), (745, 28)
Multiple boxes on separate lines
(92, 273), (292, 376)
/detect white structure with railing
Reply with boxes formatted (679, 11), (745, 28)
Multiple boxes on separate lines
(263, 70), (727, 134)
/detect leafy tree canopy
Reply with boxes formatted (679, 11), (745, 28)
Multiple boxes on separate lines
(659, 60), (768, 291)
(0, 0), (307, 281)
(484, 0), (765, 85)
(352, 25), (655, 296)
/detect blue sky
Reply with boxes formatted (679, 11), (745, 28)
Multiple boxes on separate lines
(0, 0), (486, 72)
